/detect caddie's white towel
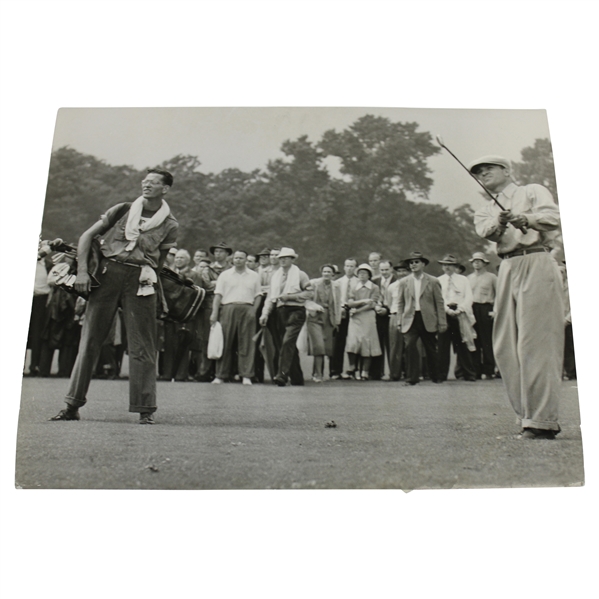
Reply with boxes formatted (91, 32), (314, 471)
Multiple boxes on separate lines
(124, 196), (171, 251)
(269, 264), (301, 301)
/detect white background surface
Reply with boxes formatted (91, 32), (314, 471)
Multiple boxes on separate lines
(1, 1), (596, 597)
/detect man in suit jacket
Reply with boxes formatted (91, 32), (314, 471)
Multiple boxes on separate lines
(396, 251), (447, 386)
(371, 260), (397, 380)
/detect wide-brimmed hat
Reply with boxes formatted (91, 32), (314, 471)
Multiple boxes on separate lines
(469, 252), (490, 263)
(257, 247), (271, 256)
(468, 155), (511, 174)
(403, 251), (429, 265)
(393, 260), (411, 272)
(277, 247), (298, 259)
(356, 263), (374, 278)
(210, 242), (233, 255)
(438, 254), (461, 266)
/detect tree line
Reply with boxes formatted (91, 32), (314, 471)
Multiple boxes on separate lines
(40, 115), (558, 276)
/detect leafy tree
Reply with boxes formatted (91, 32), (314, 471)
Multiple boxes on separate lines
(511, 138), (558, 201)
(40, 116), (485, 277)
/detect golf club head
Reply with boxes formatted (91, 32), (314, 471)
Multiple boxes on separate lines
(436, 134), (445, 148)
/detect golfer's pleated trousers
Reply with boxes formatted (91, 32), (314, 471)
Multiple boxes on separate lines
(215, 304), (256, 379)
(65, 260), (158, 413)
(493, 252), (564, 431)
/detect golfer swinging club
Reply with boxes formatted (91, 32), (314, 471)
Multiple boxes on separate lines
(469, 155), (564, 440)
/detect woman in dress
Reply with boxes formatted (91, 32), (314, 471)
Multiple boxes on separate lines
(306, 264), (341, 382)
(344, 263), (382, 380)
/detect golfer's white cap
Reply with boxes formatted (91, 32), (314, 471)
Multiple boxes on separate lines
(468, 155), (511, 174)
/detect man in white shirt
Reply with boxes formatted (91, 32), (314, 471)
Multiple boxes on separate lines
(372, 260), (396, 380)
(211, 250), (262, 385)
(387, 261), (410, 380)
(330, 257), (358, 379)
(471, 155), (563, 439)
(437, 254), (477, 382)
(467, 252), (497, 379)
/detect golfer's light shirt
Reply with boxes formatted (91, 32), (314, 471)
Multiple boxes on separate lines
(474, 182), (560, 254)
(214, 268), (261, 305)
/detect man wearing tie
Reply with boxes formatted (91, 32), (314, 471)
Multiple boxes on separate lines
(330, 258), (358, 379)
(259, 247), (313, 387)
(372, 260), (396, 380)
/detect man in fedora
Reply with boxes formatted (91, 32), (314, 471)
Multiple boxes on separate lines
(467, 252), (497, 379)
(396, 251), (447, 386)
(470, 155), (563, 439)
(259, 247), (313, 386)
(209, 241), (233, 275)
(193, 242), (232, 382)
(437, 254), (477, 382)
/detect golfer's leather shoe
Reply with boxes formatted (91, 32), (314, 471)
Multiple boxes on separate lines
(49, 408), (80, 421)
(519, 427), (558, 440)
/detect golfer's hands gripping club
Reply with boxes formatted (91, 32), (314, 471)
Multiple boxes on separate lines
(499, 210), (529, 234)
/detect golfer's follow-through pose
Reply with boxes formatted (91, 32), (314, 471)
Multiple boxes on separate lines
(50, 168), (178, 424)
(470, 156), (564, 439)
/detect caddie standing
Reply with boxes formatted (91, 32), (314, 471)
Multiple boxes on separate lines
(50, 168), (178, 424)
(470, 156), (564, 439)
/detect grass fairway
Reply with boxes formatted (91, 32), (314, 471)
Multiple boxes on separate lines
(15, 377), (584, 490)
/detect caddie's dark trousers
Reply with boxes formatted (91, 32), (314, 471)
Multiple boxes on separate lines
(276, 306), (306, 384)
(65, 260), (158, 413)
(403, 311), (439, 384)
(472, 302), (495, 377)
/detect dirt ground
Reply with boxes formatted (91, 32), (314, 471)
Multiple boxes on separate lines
(15, 376), (584, 490)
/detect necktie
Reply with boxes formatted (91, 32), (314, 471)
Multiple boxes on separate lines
(279, 271), (287, 296)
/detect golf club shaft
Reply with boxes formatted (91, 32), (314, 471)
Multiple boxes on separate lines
(437, 140), (505, 209)
(436, 136), (528, 233)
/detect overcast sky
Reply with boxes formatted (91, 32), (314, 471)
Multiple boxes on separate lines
(52, 107), (551, 213)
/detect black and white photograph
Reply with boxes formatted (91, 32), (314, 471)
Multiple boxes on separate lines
(1, 2), (597, 599)
(15, 106), (584, 491)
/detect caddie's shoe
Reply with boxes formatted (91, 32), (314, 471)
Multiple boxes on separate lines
(519, 427), (557, 440)
(330, 374), (340, 380)
(403, 381), (418, 386)
(211, 378), (223, 385)
(242, 377), (252, 386)
(49, 408), (80, 421)
(139, 413), (155, 425)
